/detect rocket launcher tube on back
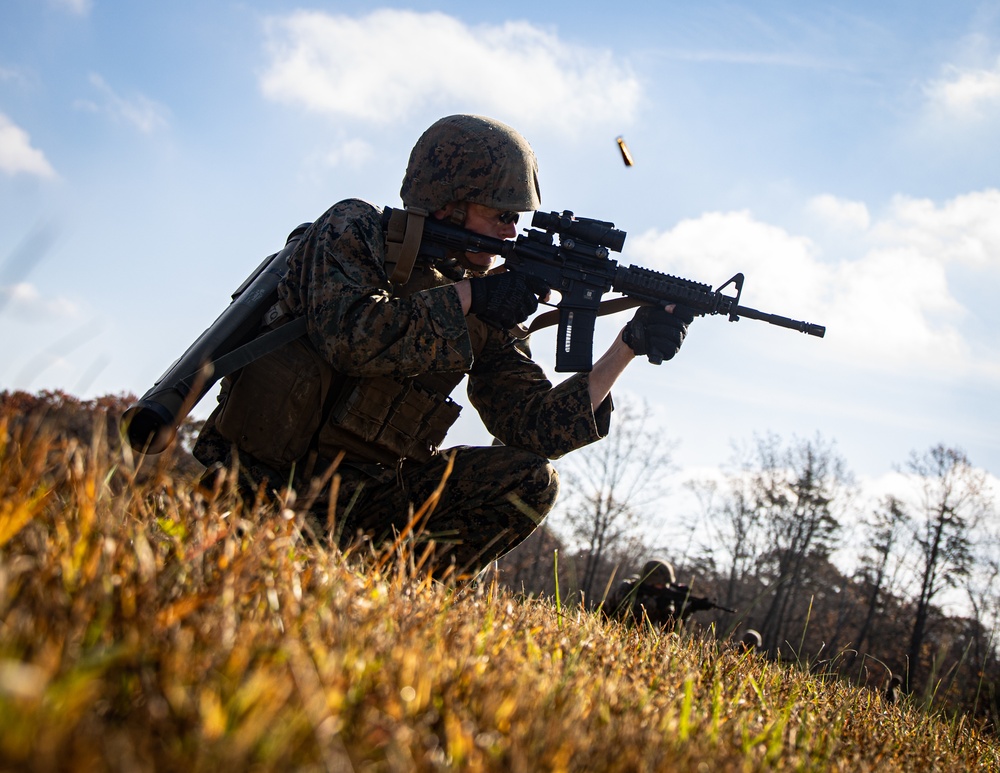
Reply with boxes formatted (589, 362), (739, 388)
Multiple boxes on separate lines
(121, 223), (311, 454)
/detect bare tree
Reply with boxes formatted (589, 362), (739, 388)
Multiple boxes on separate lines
(854, 495), (910, 655)
(550, 398), (676, 601)
(961, 481), (1000, 680)
(690, 475), (767, 612)
(903, 445), (993, 691)
(747, 434), (853, 656)
(684, 433), (854, 656)
(963, 553), (1000, 707)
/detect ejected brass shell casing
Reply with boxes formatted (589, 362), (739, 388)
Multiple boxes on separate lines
(616, 135), (634, 166)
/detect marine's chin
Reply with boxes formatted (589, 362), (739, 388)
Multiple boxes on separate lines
(462, 251), (497, 271)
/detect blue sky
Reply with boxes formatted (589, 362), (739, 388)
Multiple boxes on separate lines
(2, 0), (999, 526)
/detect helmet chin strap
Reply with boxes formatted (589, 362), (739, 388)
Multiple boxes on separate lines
(440, 204), (482, 276)
(452, 206), (495, 275)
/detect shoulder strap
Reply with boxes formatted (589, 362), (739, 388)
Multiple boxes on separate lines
(384, 207), (427, 285)
(179, 316), (309, 390)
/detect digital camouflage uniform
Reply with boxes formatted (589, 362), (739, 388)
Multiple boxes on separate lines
(194, 198), (612, 574)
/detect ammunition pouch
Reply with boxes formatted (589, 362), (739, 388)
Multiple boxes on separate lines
(216, 336), (463, 470)
(321, 375), (462, 465)
(216, 338), (332, 469)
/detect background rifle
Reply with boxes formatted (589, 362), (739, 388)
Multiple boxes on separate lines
(390, 207), (826, 372)
(611, 579), (735, 625)
(657, 583), (736, 616)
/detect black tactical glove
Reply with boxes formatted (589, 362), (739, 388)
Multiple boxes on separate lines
(468, 271), (550, 329)
(622, 305), (696, 364)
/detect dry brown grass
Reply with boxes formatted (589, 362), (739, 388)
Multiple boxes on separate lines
(1, 414), (998, 772)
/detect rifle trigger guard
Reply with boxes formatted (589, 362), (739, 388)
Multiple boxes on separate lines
(715, 272), (745, 321)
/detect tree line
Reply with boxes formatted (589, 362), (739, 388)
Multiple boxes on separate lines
(0, 389), (205, 478)
(496, 400), (999, 731)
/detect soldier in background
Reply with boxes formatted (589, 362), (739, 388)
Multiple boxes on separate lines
(605, 558), (732, 629)
(193, 115), (694, 577)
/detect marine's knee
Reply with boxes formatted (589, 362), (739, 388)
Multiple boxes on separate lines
(505, 450), (559, 522)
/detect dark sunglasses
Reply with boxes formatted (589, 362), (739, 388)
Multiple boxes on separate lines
(497, 211), (520, 225)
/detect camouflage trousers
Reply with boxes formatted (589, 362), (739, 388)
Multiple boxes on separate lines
(322, 446), (559, 575)
(195, 424), (559, 576)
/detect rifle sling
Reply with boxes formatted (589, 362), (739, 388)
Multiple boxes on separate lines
(179, 316), (309, 390)
(513, 296), (646, 339)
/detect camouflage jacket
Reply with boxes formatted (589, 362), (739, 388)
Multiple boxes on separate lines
(215, 198), (612, 469)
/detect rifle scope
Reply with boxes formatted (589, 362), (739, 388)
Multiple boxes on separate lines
(531, 210), (627, 253)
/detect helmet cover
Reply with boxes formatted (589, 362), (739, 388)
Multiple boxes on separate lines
(400, 114), (541, 214)
(640, 559), (676, 587)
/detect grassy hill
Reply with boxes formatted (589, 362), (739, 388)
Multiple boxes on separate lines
(1, 414), (998, 772)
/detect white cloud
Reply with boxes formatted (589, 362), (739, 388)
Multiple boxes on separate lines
(49, 0), (91, 15)
(828, 244), (965, 367)
(77, 73), (170, 133)
(629, 210), (826, 315)
(259, 10), (641, 135)
(0, 67), (39, 92)
(806, 194), (870, 231)
(925, 56), (1000, 118)
(0, 282), (80, 320)
(873, 190), (1000, 269)
(322, 138), (375, 169)
(0, 113), (57, 178)
(629, 190), (1000, 377)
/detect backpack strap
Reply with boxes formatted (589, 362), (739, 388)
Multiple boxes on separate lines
(509, 296), (646, 340)
(178, 315), (308, 391)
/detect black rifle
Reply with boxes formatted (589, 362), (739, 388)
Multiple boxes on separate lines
(389, 207), (826, 372)
(657, 583), (736, 617)
(612, 580), (735, 626)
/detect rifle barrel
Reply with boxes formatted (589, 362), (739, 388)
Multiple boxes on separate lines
(734, 304), (826, 338)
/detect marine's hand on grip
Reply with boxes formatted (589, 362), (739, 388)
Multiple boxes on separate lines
(622, 305), (695, 365)
(468, 270), (551, 329)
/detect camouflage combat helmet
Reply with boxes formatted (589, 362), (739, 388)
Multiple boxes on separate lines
(400, 115), (541, 214)
(640, 559), (676, 587)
